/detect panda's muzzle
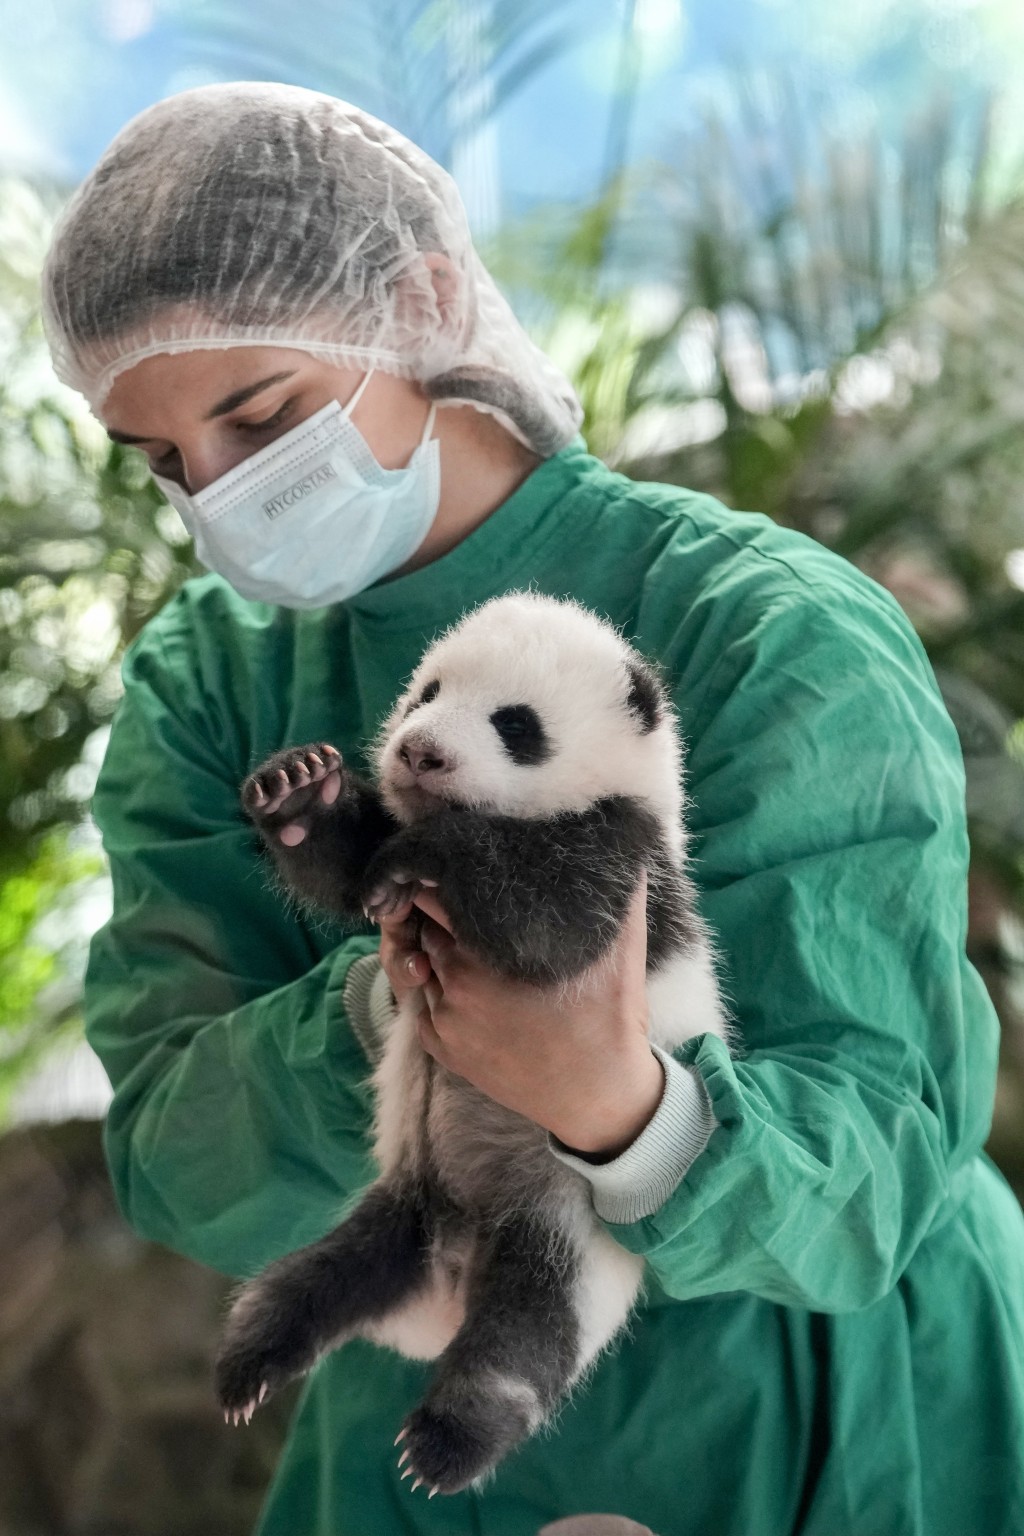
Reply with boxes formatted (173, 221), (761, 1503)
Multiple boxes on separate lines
(398, 734), (450, 779)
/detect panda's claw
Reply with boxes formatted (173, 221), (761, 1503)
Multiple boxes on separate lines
(364, 880), (417, 923)
(243, 744), (348, 825)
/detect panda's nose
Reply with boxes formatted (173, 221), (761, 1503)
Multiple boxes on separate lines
(399, 736), (448, 776)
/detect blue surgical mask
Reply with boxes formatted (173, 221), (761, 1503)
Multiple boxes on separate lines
(153, 371), (440, 607)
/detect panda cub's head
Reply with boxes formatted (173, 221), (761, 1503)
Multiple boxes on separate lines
(373, 593), (683, 829)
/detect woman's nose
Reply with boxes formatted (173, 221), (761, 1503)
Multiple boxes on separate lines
(180, 438), (254, 495)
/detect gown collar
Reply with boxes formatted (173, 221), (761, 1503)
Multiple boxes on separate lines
(341, 437), (593, 634)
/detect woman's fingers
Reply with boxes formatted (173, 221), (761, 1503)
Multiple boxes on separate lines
(411, 888), (455, 934)
(416, 1006), (444, 1062)
(377, 894), (458, 1003)
(403, 950), (431, 985)
(378, 913), (432, 995)
(418, 914), (455, 960)
(421, 973), (444, 1015)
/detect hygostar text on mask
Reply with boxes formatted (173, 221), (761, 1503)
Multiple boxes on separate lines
(262, 463), (339, 520)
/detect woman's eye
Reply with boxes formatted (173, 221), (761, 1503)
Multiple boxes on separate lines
(236, 400), (293, 436)
(151, 445), (181, 471)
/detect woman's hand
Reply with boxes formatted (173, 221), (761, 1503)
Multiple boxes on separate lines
(376, 874), (664, 1159)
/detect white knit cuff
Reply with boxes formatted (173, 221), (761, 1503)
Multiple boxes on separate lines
(342, 953), (395, 1064)
(548, 1044), (717, 1224)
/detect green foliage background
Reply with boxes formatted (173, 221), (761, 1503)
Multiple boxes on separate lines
(2, 84), (1023, 1135)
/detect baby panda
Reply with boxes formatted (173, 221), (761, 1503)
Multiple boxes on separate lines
(215, 591), (728, 1495)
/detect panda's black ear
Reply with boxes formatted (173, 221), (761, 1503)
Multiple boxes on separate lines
(625, 661), (662, 734)
(404, 678), (441, 716)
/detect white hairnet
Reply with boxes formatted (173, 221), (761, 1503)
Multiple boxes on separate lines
(42, 82), (582, 458)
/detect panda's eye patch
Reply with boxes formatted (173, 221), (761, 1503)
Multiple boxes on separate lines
(489, 704), (551, 766)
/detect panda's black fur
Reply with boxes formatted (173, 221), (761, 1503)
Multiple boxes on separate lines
(214, 592), (728, 1494)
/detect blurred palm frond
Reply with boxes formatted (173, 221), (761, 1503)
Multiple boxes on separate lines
(495, 87), (1024, 908)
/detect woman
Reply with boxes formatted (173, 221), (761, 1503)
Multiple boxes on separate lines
(42, 81), (1024, 1536)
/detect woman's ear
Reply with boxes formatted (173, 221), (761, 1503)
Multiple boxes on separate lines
(423, 252), (459, 330)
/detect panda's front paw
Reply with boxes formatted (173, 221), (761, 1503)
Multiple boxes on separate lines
(361, 835), (442, 924)
(362, 870), (438, 924)
(242, 743), (343, 846)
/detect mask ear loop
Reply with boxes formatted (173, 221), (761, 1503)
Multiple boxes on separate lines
(342, 369), (437, 451)
(341, 368), (375, 419)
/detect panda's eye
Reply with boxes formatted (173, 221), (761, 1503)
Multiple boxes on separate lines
(489, 704), (551, 766)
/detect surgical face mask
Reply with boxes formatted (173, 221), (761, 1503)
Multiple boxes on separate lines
(152, 371), (440, 607)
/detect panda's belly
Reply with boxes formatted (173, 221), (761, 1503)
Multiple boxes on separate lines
(362, 1229), (475, 1360)
(426, 1070), (588, 1220)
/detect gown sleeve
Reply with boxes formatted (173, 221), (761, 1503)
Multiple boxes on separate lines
(83, 597), (380, 1279)
(606, 550), (1001, 1312)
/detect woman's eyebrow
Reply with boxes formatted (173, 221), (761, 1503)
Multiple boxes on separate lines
(204, 371), (298, 419)
(105, 371), (300, 444)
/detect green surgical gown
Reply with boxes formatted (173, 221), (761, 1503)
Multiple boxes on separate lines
(84, 440), (1024, 1534)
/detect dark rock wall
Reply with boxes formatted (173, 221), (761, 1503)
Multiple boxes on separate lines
(0, 1120), (295, 1536)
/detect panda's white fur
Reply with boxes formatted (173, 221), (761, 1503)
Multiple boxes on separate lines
(216, 592), (730, 1495)
(377, 593), (687, 856)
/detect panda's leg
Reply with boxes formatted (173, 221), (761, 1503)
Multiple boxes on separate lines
(396, 1214), (584, 1494)
(215, 1178), (434, 1419)
(242, 743), (398, 919)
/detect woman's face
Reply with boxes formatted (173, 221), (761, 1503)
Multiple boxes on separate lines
(100, 345), (433, 494)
